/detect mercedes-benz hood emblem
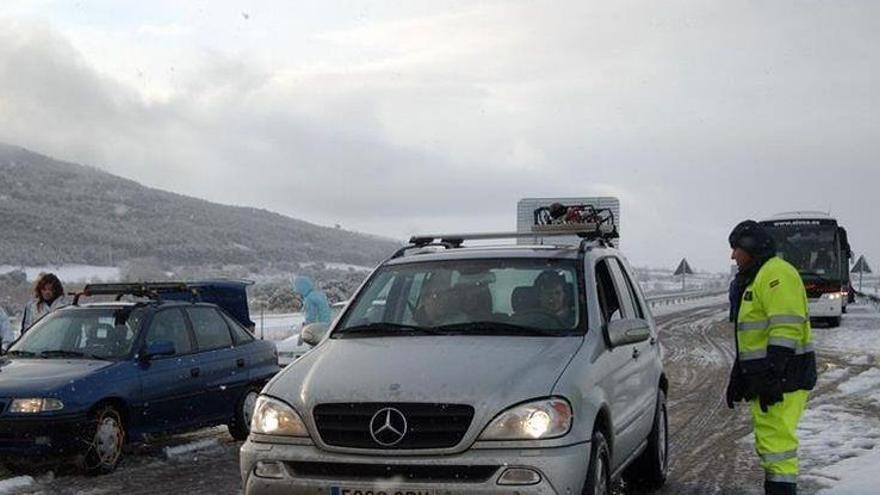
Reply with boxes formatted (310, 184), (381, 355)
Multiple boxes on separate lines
(369, 407), (408, 446)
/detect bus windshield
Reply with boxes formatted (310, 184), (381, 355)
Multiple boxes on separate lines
(762, 221), (841, 281)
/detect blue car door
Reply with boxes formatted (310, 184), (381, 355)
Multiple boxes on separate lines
(137, 308), (203, 431)
(186, 306), (244, 422)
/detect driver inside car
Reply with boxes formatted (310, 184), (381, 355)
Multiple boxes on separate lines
(535, 269), (575, 327)
(413, 274), (467, 327)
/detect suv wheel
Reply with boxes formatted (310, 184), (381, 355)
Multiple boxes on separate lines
(78, 405), (125, 474)
(228, 386), (261, 441)
(623, 389), (668, 489)
(583, 429), (610, 495)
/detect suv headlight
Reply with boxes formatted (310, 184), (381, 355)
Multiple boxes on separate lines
(821, 292), (841, 300)
(250, 396), (309, 437)
(10, 398), (64, 413)
(479, 398), (572, 440)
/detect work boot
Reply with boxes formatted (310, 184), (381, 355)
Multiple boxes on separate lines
(764, 480), (796, 495)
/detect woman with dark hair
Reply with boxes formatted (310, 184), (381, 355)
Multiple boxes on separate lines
(21, 273), (68, 333)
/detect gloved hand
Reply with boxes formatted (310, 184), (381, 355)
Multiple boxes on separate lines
(757, 344), (794, 412)
(758, 373), (784, 412)
(725, 362), (744, 409)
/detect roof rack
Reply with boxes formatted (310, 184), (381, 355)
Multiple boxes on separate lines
(72, 282), (198, 305)
(393, 226), (616, 259)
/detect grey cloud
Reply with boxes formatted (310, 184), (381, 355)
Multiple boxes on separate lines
(1, 2), (879, 273)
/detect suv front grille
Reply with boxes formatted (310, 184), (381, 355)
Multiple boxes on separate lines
(313, 402), (474, 449)
(286, 461), (498, 483)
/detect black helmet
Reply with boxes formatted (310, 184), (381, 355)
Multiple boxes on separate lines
(729, 220), (775, 259)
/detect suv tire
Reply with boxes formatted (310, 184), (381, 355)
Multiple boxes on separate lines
(624, 389), (668, 489)
(228, 385), (261, 441)
(583, 429), (611, 495)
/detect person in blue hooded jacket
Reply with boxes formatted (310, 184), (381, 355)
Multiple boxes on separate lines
(292, 276), (332, 326)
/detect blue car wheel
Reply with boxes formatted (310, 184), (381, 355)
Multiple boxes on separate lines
(78, 405), (125, 474)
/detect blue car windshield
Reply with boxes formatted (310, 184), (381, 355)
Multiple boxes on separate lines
(11, 307), (146, 360)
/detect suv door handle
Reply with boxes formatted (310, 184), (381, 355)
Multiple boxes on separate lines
(190, 367), (200, 378)
(632, 347), (640, 359)
(236, 358), (245, 368)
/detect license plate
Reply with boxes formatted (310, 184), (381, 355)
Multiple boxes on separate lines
(330, 488), (433, 495)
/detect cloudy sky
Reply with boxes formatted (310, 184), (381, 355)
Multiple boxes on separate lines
(1, 0), (878, 272)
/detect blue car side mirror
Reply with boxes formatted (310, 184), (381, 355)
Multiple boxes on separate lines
(143, 340), (176, 360)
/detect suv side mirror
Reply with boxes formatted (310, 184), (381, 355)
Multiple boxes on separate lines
(301, 322), (329, 347)
(605, 318), (651, 347)
(142, 340), (175, 360)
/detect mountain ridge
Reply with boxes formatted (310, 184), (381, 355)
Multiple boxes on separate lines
(0, 143), (400, 268)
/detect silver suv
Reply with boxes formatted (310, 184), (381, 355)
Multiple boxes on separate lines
(241, 233), (668, 494)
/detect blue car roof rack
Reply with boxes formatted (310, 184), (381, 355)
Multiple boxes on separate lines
(72, 282), (193, 305)
(71, 279), (256, 329)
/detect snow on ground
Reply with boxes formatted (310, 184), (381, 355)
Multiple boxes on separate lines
(0, 476), (33, 494)
(814, 447), (880, 494)
(798, 304), (880, 493)
(300, 261), (373, 272)
(163, 439), (220, 460)
(0, 264), (120, 282)
(813, 304), (880, 357)
(253, 312), (305, 341)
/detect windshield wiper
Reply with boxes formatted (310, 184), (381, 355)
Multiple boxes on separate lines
(338, 322), (446, 337)
(6, 350), (36, 357)
(39, 350), (85, 359)
(432, 321), (561, 337)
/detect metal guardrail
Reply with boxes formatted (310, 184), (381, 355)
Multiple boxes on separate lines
(855, 290), (880, 308)
(644, 289), (728, 308)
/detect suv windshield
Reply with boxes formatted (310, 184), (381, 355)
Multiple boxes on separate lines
(335, 258), (583, 337)
(10, 307), (146, 360)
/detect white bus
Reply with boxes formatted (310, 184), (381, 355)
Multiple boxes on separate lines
(760, 212), (852, 327)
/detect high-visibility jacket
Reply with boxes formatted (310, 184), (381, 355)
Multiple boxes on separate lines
(736, 257), (817, 392)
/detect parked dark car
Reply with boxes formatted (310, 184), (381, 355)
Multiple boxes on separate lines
(0, 282), (277, 474)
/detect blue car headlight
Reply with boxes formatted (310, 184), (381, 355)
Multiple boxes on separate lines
(9, 398), (65, 413)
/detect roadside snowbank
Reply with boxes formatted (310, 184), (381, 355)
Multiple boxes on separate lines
(814, 447), (880, 494)
(0, 476), (34, 493)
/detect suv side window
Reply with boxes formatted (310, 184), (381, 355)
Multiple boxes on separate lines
(614, 259), (645, 319)
(607, 259), (640, 319)
(145, 309), (193, 355)
(595, 259), (624, 323)
(187, 307), (233, 350)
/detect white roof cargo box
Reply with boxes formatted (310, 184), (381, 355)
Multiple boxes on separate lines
(517, 197), (620, 246)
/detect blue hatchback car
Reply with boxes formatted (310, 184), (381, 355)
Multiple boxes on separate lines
(0, 282), (277, 474)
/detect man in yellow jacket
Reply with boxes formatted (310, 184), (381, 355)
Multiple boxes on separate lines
(726, 220), (817, 495)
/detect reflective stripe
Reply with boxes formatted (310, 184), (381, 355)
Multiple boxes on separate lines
(739, 350), (767, 361)
(768, 314), (807, 325)
(797, 343), (814, 355)
(739, 344), (814, 361)
(738, 320), (769, 332)
(761, 449), (797, 463)
(768, 337), (799, 350)
(766, 473), (797, 484)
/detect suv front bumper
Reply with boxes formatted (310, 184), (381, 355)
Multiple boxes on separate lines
(241, 439), (590, 495)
